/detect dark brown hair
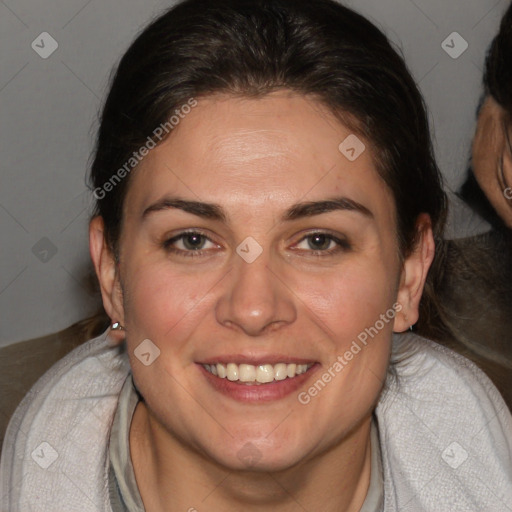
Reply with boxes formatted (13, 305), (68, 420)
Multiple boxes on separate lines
(460, 2), (512, 228)
(485, 2), (512, 113)
(449, 2), (512, 408)
(88, 0), (447, 334)
(89, 0), (446, 252)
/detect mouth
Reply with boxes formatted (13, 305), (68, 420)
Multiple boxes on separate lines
(202, 362), (314, 384)
(197, 359), (320, 402)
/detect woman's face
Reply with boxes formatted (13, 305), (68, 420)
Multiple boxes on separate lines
(95, 91), (422, 471)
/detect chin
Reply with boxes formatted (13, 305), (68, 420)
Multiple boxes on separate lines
(204, 431), (309, 472)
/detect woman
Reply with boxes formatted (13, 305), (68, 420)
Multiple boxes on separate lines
(1, 1), (511, 511)
(428, 1), (512, 407)
(461, 1), (512, 229)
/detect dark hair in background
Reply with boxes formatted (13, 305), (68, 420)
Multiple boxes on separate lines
(484, 1), (512, 114)
(460, 2), (512, 229)
(444, 1), (512, 407)
(89, 0), (447, 337)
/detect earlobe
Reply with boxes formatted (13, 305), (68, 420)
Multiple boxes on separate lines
(89, 216), (125, 343)
(393, 214), (435, 333)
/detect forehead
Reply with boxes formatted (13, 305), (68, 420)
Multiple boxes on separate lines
(125, 91), (395, 224)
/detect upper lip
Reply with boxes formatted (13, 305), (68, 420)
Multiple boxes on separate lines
(197, 354), (318, 366)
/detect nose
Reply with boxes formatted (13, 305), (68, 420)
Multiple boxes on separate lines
(215, 248), (297, 336)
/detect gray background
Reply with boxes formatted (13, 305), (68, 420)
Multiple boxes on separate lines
(0, 0), (508, 347)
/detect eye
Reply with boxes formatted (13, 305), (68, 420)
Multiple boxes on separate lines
(293, 231), (350, 256)
(163, 230), (218, 257)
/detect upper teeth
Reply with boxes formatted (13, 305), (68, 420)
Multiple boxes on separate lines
(203, 362), (312, 383)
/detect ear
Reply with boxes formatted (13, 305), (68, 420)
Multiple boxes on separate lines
(393, 213), (435, 332)
(89, 216), (125, 344)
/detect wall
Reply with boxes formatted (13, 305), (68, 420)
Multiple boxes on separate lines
(0, 0), (508, 346)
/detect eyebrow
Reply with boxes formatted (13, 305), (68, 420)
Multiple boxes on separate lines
(142, 196), (373, 223)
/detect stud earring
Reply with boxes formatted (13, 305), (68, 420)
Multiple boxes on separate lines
(111, 322), (125, 331)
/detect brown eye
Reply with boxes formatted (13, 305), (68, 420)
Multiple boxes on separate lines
(180, 233), (207, 250)
(294, 231), (351, 256)
(163, 230), (218, 258)
(306, 234), (332, 251)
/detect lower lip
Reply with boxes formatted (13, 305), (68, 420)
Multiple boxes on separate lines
(197, 364), (320, 402)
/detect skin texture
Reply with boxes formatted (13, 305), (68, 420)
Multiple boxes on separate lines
(472, 96), (512, 227)
(90, 91), (435, 512)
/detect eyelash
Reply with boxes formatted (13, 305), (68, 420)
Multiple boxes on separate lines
(162, 230), (217, 258)
(162, 230), (351, 258)
(294, 231), (351, 256)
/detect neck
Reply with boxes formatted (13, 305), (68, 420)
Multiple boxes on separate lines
(130, 402), (373, 512)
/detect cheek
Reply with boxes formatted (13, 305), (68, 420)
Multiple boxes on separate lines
(293, 265), (394, 450)
(120, 262), (216, 409)
(296, 255), (396, 395)
(305, 265), (395, 413)
(122, 259), (217, 343)
(297, 257), (398, 342)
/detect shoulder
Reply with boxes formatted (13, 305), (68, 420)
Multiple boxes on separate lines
(386, 331), (510, 405)
(376, 332), (512, 511)
(3, 331), (130, 443)
(0, 330), (130, 511)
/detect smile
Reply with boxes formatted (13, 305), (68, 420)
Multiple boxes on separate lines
(202, 362), (314, 384)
